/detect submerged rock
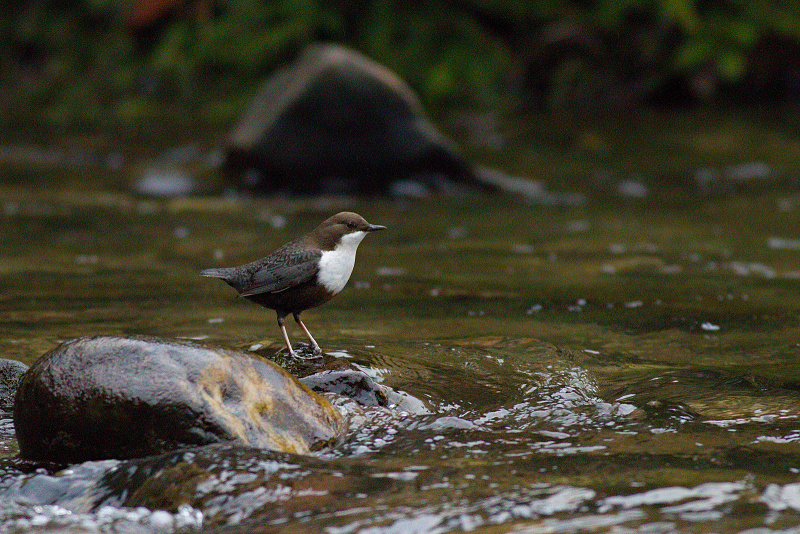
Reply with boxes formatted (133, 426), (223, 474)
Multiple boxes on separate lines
(13, 336), (345, 463)
(132, 166), (196, 197)
(225, 43), (488, 196)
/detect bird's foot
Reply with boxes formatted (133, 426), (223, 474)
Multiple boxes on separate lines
(290, 343), (324, 360)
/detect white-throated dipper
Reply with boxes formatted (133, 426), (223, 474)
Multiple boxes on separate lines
(201, 212), (386, 358)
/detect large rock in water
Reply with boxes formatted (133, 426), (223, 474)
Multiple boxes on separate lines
(226, 42), (488, 195)
(13, 336), (345, 463)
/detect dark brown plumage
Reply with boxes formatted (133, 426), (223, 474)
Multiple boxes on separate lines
(202, 212), (385, 357)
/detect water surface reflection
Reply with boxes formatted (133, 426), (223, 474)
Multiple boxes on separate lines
(1, 173), (800, 532)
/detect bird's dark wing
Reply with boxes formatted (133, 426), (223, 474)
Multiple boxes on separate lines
(237, 246), (322, 297)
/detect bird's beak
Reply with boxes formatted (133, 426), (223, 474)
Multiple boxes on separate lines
(366, 224), (387, 232)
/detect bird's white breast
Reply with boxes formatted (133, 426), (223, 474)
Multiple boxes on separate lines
(317, 231), (366, 294)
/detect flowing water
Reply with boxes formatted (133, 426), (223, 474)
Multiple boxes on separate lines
(1, 111), (800, 533)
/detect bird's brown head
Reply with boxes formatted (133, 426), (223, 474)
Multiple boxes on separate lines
(311, 212), (386, 250)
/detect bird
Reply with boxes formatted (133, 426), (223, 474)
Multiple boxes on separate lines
(201, 212), (386, 358)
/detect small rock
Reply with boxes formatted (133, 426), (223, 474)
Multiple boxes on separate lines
(300, 370), (389, 407)
(725, 161), (771, 182)
(616, 178), (649, 199)
(133, 166), (196, 197)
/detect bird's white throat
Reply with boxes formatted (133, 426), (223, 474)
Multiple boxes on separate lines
(317, 231), (366, 294)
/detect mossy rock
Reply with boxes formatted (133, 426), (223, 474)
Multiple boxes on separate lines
(0, 358), (28, 412)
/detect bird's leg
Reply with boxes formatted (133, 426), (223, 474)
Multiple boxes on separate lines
(293, 313), (322, 355)
(277, 315), (296, 358)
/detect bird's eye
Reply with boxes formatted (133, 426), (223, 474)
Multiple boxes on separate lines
(346, 221), (357, 229)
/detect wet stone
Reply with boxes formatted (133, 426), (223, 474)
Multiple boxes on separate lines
(247, 346), (428, 413)
(300, 369), (389, 407)
(133, 166), (197, 197)
(13, 336), (346, 463)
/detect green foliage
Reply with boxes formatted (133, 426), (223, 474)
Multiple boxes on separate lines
(360, 1), (512, 107)
(197, 0), (342, 74)
(2, 0), (800, 127)
(669, 8), (757, 81)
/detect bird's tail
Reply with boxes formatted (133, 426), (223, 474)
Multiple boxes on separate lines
(200, 267), (233, 280)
